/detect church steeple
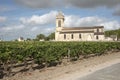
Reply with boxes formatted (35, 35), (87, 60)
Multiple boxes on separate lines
(56, 11), (65, 28)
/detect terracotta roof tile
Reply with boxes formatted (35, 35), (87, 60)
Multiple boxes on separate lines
(60, 31), (94, 33)
(62, 26), (104, 30)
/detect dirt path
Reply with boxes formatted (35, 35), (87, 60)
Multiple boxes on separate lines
(78, 63), (120, 80)
(4, 52), (120, 80)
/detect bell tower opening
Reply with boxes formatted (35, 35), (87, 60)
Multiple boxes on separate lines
(58, 20), (61, 27)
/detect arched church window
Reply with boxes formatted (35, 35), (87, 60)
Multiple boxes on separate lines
(96, 35), (99, 40)
(71, 34), (74, 39)
(58, 20), (61, 27)
(64, 34), (66, 39)
(79, 34), (81, 39)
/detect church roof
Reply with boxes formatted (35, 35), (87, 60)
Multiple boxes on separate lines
(60, 31), (94, 33)
(60, 26), (104, 34)
(62, 26), (104, 30)
(56, 11), (64, 19)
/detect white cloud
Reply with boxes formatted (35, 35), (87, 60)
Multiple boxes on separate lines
(64, 15), (120, 30)
(0, 16), (7, 22)
(30, 27), (39, 31)
(1, 25), (25, 31)
(100, 21), (120, 30)
(0, 11), (58, 40)
(0, 24), (26, 40)
(20, 11), (57, 25)
(43, 27), (55, 33)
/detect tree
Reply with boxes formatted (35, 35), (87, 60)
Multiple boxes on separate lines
(48, 32), (55, 40)
(36, 34), (46, 41)
(105, 29), (120, 40)
(26, 38), (31, 41)
(45, 37), (50, 41)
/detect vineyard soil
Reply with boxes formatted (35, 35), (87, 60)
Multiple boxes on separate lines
(3, 51), (120, 80)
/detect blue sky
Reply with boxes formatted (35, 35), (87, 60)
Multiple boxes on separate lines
(0, 0), (120, 40)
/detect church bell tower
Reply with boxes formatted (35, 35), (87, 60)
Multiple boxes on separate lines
(56, 11), (65, 31)
(55, 11), (65, 41)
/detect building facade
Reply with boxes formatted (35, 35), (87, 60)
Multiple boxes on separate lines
(55, 12), (105, 41)
(18, 37), (24, 41)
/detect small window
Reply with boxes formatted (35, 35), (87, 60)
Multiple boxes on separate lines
(79, 34), (81, 39)
(97, 28), (99, 32)
(64, 34), (66, 39)
(58, 20), (61, 27)
(96, 35), (99, 40)
(71, 34), (74, 39)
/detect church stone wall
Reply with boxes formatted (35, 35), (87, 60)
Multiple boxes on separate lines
(56, 33), (104, 41)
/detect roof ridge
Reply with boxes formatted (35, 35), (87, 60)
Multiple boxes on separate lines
(63, 26), (104, 28)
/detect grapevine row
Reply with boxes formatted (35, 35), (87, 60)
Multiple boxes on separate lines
(0, 41), (120, 78)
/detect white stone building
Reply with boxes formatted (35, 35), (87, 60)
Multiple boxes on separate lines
(18, 37), (24, 41)
(55, 12), (105, 41)
(105, 35), (118, 41)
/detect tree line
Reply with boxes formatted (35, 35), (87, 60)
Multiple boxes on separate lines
(17, 32), (55, 41)
(35, 32), (55, 41)
(105, 28), (120, 39)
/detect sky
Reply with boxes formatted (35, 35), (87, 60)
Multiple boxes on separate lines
(0, 0), (120, 41)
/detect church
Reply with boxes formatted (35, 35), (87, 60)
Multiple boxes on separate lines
(55, 12), (105, 41)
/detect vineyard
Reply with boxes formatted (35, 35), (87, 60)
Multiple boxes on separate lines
(0, 41), (120, 78)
